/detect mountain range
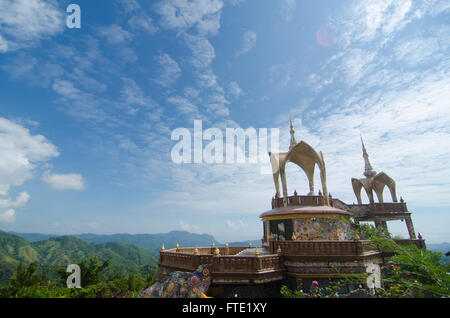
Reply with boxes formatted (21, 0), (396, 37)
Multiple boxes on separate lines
(8, 230), (262, 250)
(0, 231), (158, 285)
(0, 230), (262, 285)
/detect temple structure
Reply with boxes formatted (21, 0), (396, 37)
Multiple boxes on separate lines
(157, 118), (425, 297)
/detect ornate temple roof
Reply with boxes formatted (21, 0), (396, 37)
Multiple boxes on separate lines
(351, 137), (397, 204)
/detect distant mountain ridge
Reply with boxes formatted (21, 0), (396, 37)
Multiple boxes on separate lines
(9, 230), (262, 250)
(0, 231), (158, 285)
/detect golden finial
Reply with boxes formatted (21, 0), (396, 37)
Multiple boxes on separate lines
(214, 247), (220, 256)
(291, 233), (297, 241)
(270, 233), (274, 240)
(160, 244), (165, 251)
(277, 245), (282, 254)
(211, 242), (215, 247)
(249, 242), (252, 248)
(194, 247), (199, 255)
(254, 247), (260, 256)
(225, 242), (228, 248)
(176, 243), (179, 249)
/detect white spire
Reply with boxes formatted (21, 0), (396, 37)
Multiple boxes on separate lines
(289, 115), (297, 149)
(360, 135), (376, 178)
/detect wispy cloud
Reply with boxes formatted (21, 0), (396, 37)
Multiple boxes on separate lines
(281, 0), (297, 22)
(42, 171), (85, 191)
(0, 0), (64, 52)
(97, 24), (133, 45)
(153, 53), (182, 87)
(155, 0), (223, 35)
(236, 30), (256, 56)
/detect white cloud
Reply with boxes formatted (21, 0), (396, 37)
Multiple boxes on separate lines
(97, 24), (133, 45)
(0, 209), (15, 223)
(0, 34), (8, 53)
(339, 48), (377, 87)
(153, 53), (182, 87)
(118, 0), (141, 14)
(237, 30), (256, 56)
(394, 37), (440, 65)
(184, 87), (200, 99)
(52, 80), (81, 98)
(0, 0), (64, 52)
(42, 171), (85, 191)
(0, 117), (59, 223)
(228, 0), (245, 6)
(226, 219), (248, 231)
(155, 0), (223, 35)
(281, 0), (297, 22)
(179, 221), (200, 233)
(183, 34), (216, 69)
(167, 96), (200, 116)
(120, 77), (154, 113)
(128, 14), (159, 34)
(332, 0), (417, 49)
(227, 81), (244, 98)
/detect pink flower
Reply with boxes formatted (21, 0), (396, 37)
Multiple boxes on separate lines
(312, 281), (319, 287)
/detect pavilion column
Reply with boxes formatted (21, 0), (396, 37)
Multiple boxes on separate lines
(280, 167), (288, 206)
(404, 216), (417, 239)
(374, 220), (387, 230)
(295, 278), (303, 292)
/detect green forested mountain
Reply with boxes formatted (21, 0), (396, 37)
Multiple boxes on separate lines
(11, 230), (220, 250)
(0, 231), (158, 285)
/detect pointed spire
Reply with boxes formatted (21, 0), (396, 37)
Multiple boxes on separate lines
(289, 115), (297, 149)
(360, 135), (377, 178)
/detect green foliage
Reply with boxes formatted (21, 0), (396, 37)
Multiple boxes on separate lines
(0, 232), (159, 298)
(0, 232), (158, 285)
(352, 221), (449, 298)
(280, 285), (305, 298)
(0, 256), (157, 298)
(281, 222), (450, 298)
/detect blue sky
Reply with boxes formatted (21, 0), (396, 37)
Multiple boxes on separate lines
(0, 0), (449, 243)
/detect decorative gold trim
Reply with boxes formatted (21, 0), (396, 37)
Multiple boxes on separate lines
(262, 214), (346, 221)
(287, 273), (367, 279)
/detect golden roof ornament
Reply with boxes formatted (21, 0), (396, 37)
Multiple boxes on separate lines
(254, 247), (260, 256)
(160, 244), (165, 251)
(291, 233), (297, 240)
(194, 247), (199, 255)
(211, 242), (215, 247)
(277, 246), (282, 254)
(269, 116), (330, 203)
(176, 243), (179, 249)
(214, 247), (220, 256)
(248, 242), (252, 248)
(351, 136), (398, 204)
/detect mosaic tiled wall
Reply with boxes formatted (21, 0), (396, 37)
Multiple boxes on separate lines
(293, 217), (352, 240)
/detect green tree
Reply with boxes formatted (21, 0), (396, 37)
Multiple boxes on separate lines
(357, 224), (450, 298)
(9, 263), (47, 291)
(55, 256), (110, 288)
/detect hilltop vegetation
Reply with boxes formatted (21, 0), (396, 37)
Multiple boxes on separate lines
(11, 230), (221, 251)
(0, 231), (158, 285)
